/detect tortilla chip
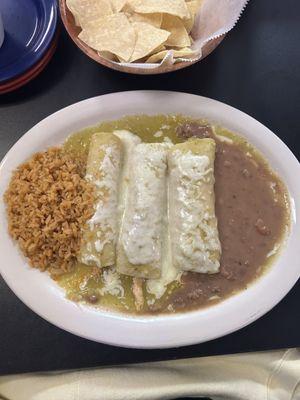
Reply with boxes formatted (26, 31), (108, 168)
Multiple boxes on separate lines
(128, 12), (162, 28)
(120, 44), (166, 63)
(79, 17), (104, 30)
(184, 0), (203, 33)
(130, 22), (170, 62)
(149, 44), (166, 55)
(110, 0), (126, 12)
(78, 13), (136, 62)
(128, 0), (189, 19)
(98, 50), (118, 61)
(162, 15), (190, 47)
(66, 0), (113, 26)
(146, 47), (198, 63)
(71, 10), (81, 26)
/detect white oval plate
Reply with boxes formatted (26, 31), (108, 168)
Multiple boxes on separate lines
(0, 91), (299, 349)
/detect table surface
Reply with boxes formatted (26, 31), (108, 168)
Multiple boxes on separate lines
(0, 0), (299, 376)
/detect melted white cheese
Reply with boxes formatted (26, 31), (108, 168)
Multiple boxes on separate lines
(215, 134), (233, 144)
(81, 139), (121, 267)
(97, 131), (142, 291)
(146, 175), (181, 299)
(168, 150), (221, 273)
(100, 267), (124, 298)
(86, 144), (120, 232)
(113, 130), (142, 220)
(154, 130), (163, 137)
(84, 132), (221, 300)
(121, 143), (170, 266)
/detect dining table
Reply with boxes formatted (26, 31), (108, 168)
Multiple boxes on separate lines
(0, 0), (299, 376)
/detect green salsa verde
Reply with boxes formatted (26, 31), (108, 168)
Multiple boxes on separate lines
(58, 115), (290, 315)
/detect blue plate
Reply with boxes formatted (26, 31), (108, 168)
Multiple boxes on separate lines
(0, 0), (57, 83)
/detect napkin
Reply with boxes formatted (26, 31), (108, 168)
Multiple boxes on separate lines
(120, 0), (250, 70)
(0, 348), (299, 399)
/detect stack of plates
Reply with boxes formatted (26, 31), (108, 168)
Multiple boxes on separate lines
(0, 0), (58, 94)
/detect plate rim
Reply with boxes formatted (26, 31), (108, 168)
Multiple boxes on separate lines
(0, 91), (299, 349)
